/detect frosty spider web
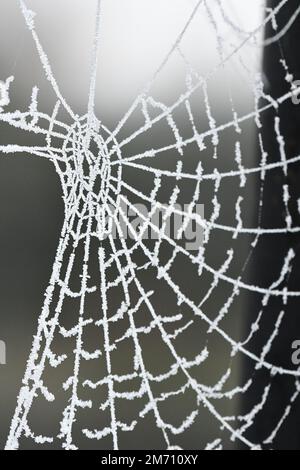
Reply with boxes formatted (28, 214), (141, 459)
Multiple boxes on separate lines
(1, 0), (300, 450)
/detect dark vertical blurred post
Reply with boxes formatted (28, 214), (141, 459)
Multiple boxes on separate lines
(243, 0), (300, 449)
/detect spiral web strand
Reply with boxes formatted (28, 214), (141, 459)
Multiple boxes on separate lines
(1, 0), (300, 450)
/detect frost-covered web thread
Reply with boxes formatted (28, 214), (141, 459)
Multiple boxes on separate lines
(2, 0), (300, 450)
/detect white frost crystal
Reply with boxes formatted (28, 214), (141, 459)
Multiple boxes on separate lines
(0, 76), (14, 112)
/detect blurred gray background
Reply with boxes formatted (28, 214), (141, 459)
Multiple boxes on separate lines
(0, 0), (264, 450)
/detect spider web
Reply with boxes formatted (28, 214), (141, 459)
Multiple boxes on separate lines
(1, 0), (300, 450)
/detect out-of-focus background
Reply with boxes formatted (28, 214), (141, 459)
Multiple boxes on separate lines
(0, 0), (266, 450)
